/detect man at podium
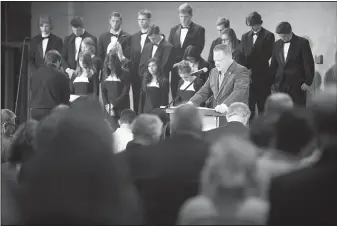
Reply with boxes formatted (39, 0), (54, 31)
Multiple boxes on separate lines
(188, 44), (250, 114)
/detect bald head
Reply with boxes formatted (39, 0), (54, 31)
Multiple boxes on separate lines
(265, 93), (294, 115)
(171, 104), (203, 137)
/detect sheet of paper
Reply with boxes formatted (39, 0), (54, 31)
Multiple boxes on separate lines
(69, 95), (80, 102)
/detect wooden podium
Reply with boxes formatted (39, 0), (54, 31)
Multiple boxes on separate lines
(160, 106), (226, 131)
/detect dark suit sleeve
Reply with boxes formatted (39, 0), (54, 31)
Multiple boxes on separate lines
(102, 82), (108, 105)
(138, 44), (150, 77)
(98, 34), (105, 62)
(53, 72), (70, 105)
(190, 74), (212, 106)
(161, 79), (170, 106)
(122, 35), (131, 60)
(301, 39), (315, 86)
(208, 40), (216, 68)
(29, 38), (37, 71)
(168, 28), (174, 46)
(62, 36), (71, 70)
(115, 73), (131, 107)
(197, 26), (206, 55)
(264, 33), (275, 64)
(162, 45), (175, 79)
(55, 36), (64, 54)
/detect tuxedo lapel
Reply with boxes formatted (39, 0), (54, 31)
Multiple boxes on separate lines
(285, 35), (297, 65)
(37, 40), (44, 60)
(278, 42), (285, 66)
(247, 31), (254, 53)
(182, 22), (194, 49)
(175, 26), (181, 47)
(45, 34), (54, 53)
(253, 28), (264, 49)
(68, 34), (76, 61)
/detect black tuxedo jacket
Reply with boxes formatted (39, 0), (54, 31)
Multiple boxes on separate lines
(29, 33), (63, 72)
(203, 121), (249, 144)
(98, 30), (131, 63)
(168, 22), (205, 63)
(138, 38), (175, 79)
(130, 31), (151, 77)
(268, 146), (337, 225)
(208, 37), (222, 69)
(62, 31), (97, 70)
(271, 34), (315, 92)
(241, 27), (275, 84)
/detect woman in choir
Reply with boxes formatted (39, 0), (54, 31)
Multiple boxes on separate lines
(81, 37), (102, 96)
(220, 28), (246, 66)
(102, 51), (131, 131)
(174, 60), (203, 106)
(139, 57), (169, 113)
(183, 45), (210, 87)
(70, 51), (95, 96)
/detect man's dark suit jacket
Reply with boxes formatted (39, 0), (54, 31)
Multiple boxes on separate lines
(168, 22), (205, 63)
(31, 65), (70, 111)
(126, 134), (209, 225)
(130, 31), (151, 76)
(268, 145), (337, 225)
(270, 34), (315, 106)
(29, 33), (63, 72)
(62, 31), (97, 70)
(138, 38), (175, 79)
(203, 121), (249, 144)
(98, 30), (131, 63)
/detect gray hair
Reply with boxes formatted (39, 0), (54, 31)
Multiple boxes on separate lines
(131, 114), (163, 142)
(226, 102), (251, 119)
(213, 44), (232, 57)
(265, 92), (294, 115)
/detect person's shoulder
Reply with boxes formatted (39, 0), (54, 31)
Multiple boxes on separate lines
(170, 24), (180, 31)
(98, 31), (110, 39)
(234, 62), (249, 73)
(241, 30), (251, 37)
(64, 33), (73, 41)
(120, 30), (131, 38)
(192, 22), (205, 30)
(50, 33), (62, 41)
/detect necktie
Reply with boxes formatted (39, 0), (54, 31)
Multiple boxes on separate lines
(42, 36), (49, 40)
(218, 72), (224, 89)
(141, 32), (147, 35)
(111, 33), (118, 38)
(283, 40), (291, 43)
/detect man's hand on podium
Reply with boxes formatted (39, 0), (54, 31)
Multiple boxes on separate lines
(215, 104), (228, 114)
(186, 101), (194, 105)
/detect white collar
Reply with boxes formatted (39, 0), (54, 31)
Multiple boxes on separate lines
(110, 28), (121, 35)
(41, 33), (51, 38)
(140, 28), (149, 34)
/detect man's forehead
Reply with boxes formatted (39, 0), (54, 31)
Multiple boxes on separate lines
(110, 16), (121, 21)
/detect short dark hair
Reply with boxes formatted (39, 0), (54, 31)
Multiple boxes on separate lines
(39, 15), (52, 29)
(70, 16), (84, 28)
(183, 45), (201, 62)
(44, 50), (62, 65)
(250, 114), (279, 149)
(150, 108), (169, 126)
(178, 3), (193, 16)
(246, 11), (263, 26)
(138, 9), (152, 19)
(216, 17), (230, 28)
(147, 25), (160, 36)
(119, 109), (137, 124)
(275, 108), (315, 156)
(110, 12), (122, 20)
(213, 44), (232, 56)
(276, 21), (292, 34)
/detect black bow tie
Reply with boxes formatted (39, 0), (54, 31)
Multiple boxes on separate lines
(75, 35), (84, 39)
(110, 33), (119, 38)
(153, 43), (159, 47)
(181, 25), (189, 29)
(283, 40), (291, 44)
(141, 32), (147, 35)
(253, 31), (260, 36)
(41, 36), (49, 40)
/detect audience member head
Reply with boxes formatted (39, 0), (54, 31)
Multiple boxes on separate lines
(75, 51), (95, 78)
(170, 104), (203, 139)
(109, 12), (123, 31)
(178, 60), (192, 81)
(118, 109), (137, 128)
(178, 3), (193, 27)
(213, 44), (233, 73)
(81, 37), (96, 55)
(226, 102), (251, 126)
(138, 9), (151, 30)
(216, 17), (230, 36)
(220, 28), (240, 53)
(8, 120), (38, 167)
(273, 107), (315, 157)
(183, 45), (201, 65)
(275, 21), (293, 42)
(44, 50), (62, 69)
(201, 136), (259, 201)
(104, 51), (122, 80)
(1, 109), (16, 137)
(246, 11), (263, 32)
(178, 196), (218, 225)
(39, 15), (52, 35)
(264, 92), (294, 115)
(70, 16), (85, 36)
(150, 108), (170, 140)
(147, 25), (162, 44)
(131, 114), (163, 145)
(20, 98), (123, 224)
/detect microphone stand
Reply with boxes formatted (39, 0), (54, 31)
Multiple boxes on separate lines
(166, 76), (197, 108)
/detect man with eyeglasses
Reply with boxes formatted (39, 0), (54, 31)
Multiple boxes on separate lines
(1, 109), (16, 163)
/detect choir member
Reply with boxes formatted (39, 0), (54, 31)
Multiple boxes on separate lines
(29, 15), (63, 72)
(208, 17), (230, 69)
(168, 3), (205, 98)
(130, 10), (152, 110)
(62, 16), (97, 79)
(220, 28), (246, 66)
(183, 45), (210, 87)
(271, 21), (314, 106)
(70, 51), (95, 96)
(81, 37), (102, 96)
(241, 12), (275, 118)
(139, 58), (169, 113)
(98, 12), (131, 64)
(139, 25), (174, 83)
(174, 60), (203, 106)
(102, 51), (131, 131)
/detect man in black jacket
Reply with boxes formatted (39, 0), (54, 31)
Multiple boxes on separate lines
(168, 3), (205, 98)
(62, 16), (97, 79)
(29, 15), (63, 73)
(31, 50), (70, 121)
(241, 12), (275, 119)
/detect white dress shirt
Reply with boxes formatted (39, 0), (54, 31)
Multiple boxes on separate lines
(140, 29), (148, 52)
(151, 36), (163, 57)
(252, 29), (261, 45)
(180, 79), (196, 91)
(113, 125), (133, 153)
(41, 34), (49, 57)
(180, 27), (189, 47)
(75, 36), (82, 60)
(283, 42), (291, 61)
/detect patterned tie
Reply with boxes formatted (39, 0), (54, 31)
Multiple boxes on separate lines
(218, 71), (224, 89)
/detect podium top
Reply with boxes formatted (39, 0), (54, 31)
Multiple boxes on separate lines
(160, 106), (225, 117)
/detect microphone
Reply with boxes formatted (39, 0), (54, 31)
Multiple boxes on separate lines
(166, 76), (198, 108)
(190, 67), (208, 76)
